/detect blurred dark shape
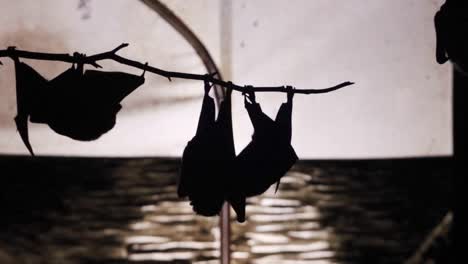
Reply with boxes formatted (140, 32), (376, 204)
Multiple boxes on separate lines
(435, 1), (468, 261)
(178, 78), (235, 216)
(13, 58), (145, 155)
(435, 0), (468, 74)
(77, 0), (92, 20)
(228, 88), (298, 222)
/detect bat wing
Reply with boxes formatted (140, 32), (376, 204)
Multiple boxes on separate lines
(45, 67), (90, 140)
(83, 70), (145, 106)
(45, 70), (145, 141)
(234, 139), (298, 198)
(178, 93), (215, 199)
(45, 68), (138, 141)
(228, 101), (297, 222)
(14, 115), (34, 156)
(48, 66), (83, 110)
(179, 138), (225, 216)
(14, 61), (49, 156)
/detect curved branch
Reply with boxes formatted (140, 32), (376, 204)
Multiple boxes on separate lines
(140, 0), (225, 103)
(0, 45), (354, 94)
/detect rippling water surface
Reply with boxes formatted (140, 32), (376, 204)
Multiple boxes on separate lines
(0, 156), (452, 264)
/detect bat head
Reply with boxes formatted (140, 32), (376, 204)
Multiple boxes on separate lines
(189, 194), (224, 217)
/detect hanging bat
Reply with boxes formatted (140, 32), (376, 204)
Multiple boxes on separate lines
(13, 59), (145, 155)
(227, 89), (298, 223)
(178, 79), (235, 217)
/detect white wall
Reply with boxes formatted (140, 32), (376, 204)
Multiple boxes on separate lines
(0, 0), (451, 158)
(230, 0), (452, 158)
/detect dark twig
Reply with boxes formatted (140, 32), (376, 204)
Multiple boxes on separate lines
(0, 44), (354, 94)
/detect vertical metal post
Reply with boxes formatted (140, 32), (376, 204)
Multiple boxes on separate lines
(220, 1), (233, 264)
(220, 202), (231, 264)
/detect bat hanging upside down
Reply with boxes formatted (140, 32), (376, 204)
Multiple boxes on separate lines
(13, 56), (145, 156)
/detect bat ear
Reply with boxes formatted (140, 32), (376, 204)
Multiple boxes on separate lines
(229, 196), (246, 223)
(14, 115), (34, 156)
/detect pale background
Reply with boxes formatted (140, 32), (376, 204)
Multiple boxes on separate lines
(0, 0), (451, 158)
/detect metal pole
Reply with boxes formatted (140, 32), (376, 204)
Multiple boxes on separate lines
(219, 1), (232, 263)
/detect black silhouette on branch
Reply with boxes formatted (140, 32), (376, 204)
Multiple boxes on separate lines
(1, 43), (351, 222)
(178, 79), (299, 222)
(178, 80), (235, 217)
(227, 89), (298, 222)
(5, 47), (146, 156)
(1, 44), (353, 157)
(0, 44), (354, 94)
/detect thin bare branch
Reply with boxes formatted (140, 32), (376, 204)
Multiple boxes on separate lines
(0, 44), (354, 94)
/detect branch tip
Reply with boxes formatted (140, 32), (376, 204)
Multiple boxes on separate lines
(112, 43), (129, 54)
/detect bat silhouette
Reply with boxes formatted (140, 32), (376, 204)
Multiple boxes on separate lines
(227, 89), (298, 222)
(178, 83), (298, 222)
(13, 58), (145, 155)
(435, 1), (468, 74)
(178, 78), (235, 217)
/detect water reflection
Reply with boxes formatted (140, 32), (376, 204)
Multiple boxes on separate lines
(0, 156), (220, 263)
(0, 157), (452, 264)
(128, 251), (196, 261)
(231, 159), (452, 264)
